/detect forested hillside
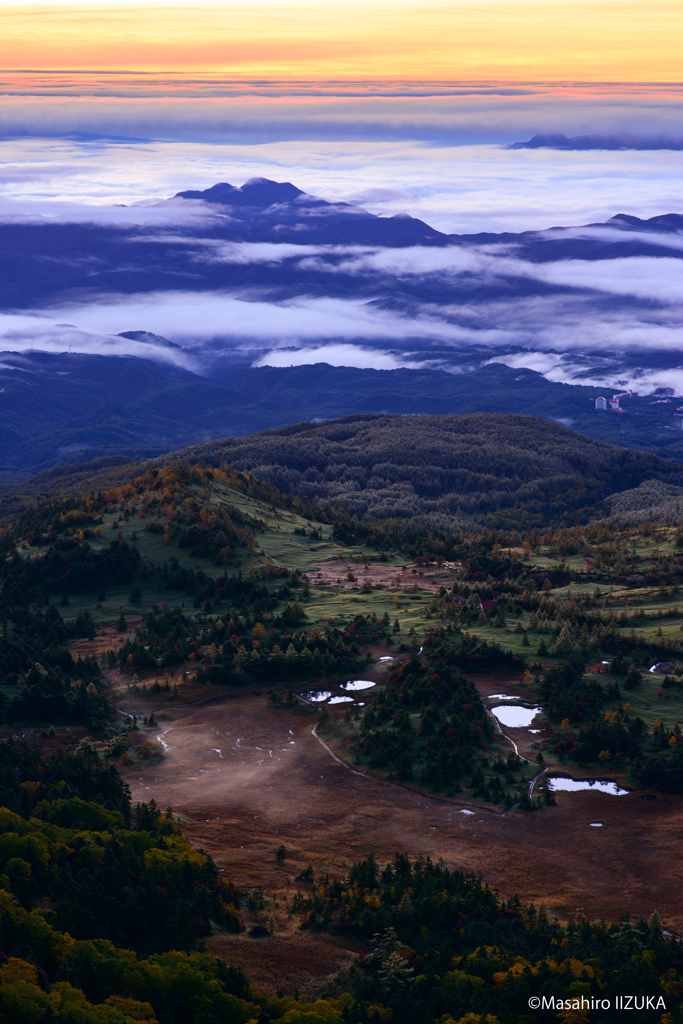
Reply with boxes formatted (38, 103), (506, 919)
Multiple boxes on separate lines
(167, 413), (683, 528)
(295, 855), (677, 1023)
(4, 357), (683, 474)
(2, 438), (683, 1021)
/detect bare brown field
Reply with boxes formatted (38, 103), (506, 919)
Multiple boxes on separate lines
(206, 931), (363, 997)
(115, 687), (683, 943)
(309, 557), (459, 593)
(69, 621), (145, 660)
(60, 624), (683, 994)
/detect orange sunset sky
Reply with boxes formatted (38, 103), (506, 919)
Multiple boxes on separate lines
(0, 0), (680, 83)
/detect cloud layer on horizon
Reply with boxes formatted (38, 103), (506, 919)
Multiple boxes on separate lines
(1, 135), (683, 236)
(1, 119), (682, 395)
(1, 79), (683, 144)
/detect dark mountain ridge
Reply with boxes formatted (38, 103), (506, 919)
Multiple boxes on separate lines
(510, 132), (683, 151)
(2, 176), (683, 310)
(175, 176), (305, 206)
(3, 354), (683, 474)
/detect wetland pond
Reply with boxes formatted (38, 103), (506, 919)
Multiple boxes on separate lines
(491, 705), (542, 728)
(547, 777), (629, 796)
(341, 680), (376, 691)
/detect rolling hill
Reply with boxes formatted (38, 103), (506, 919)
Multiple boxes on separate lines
(2, 355), (683, 476)
(163, 412), (683, 529)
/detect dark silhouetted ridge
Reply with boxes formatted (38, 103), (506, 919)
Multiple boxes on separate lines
(175, 176), (305, 207)
(510, 133), (683, 151)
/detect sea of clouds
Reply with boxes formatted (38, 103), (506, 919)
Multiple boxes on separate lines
(0, 82), (682, 391)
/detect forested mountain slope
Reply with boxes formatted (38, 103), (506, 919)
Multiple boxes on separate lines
(165, 412), (683, 528)
(5, 357), (683, 474)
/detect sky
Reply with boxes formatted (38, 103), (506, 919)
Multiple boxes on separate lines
(0, 1), (681, 387)
(0, 0), (681, 82)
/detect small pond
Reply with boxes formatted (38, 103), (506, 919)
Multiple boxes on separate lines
(650, 661), (675, 674)
(342, 680), (376, 691)
(301, 690), (331, 702)
(547, 777), (628, 796)
(491, 705), (542, 728)
(488, 693), (519, 700)
(329, 695), (354, 704)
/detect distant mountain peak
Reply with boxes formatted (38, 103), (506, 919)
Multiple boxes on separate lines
(602, 212), (683, 233)
(174, 177), (305, 208)
(509, 132), (683, 152)
(240, 177), (303, 200)
(117, 330), (180, 350)
(510, 133), (572, 149)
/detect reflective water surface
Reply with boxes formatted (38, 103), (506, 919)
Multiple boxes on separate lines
(547, 777), (628, 795)
(491, 705), (542, 728)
